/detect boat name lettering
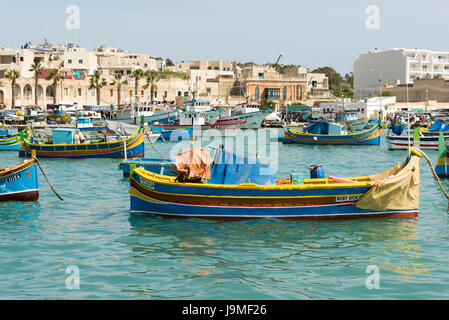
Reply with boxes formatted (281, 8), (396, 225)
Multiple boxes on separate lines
(4, 173), (21, 183)
(336, 195), (360, 202)
(141, 179), (155, 189)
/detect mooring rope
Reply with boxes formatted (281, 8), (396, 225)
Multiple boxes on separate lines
(32, 157), (64, 201)
(145, 130), (168, 161)
(417, 149), (449, 212)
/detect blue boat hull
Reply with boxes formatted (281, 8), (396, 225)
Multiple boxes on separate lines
(0, 160), (39, 201)
(147, 111), (179, 125)
(130, 193), (418, 220)
(283, 124), (381, 145)
(0, 141), (22, 151)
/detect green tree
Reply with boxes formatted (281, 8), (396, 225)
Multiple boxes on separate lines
(45, 69), (63, 104)
(142, 70), (161, 103)
(260, 98), (276, 110)
(165, 58), (174, 67)
(5, 69), (20, 107)
(312, 66), (344, 90)
(131, 69), (145, 102)
(344, 72), (354, 87)
(30, 62), (43, 106)
(110, 73), (128, 107)
(89, 72), (107, 105)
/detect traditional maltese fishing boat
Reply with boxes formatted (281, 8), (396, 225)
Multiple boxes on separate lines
(283, 121), (381, 145)
(0, 158), (39, 201)
(20, 126), (144, 159)
(387, 121), (449, 150)
(0, 126), (31, 151)
(129, 146), (422, 220)
(435, 133), (449, 178)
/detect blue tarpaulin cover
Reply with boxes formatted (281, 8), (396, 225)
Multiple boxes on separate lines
(392, 125), (404, 135)
(429, 121), (449, 132)
(159, 128), (193, 141)
(209, 148), (277, 185)
(304, 121), (330, 134)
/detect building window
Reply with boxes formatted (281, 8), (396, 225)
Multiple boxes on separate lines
(255, 86), (259, 99)
(184, 92), (188, 97)
(68, 59), (72, 64)
(110, 89), (114, 97)
(154, 91), (157, 98)
(46, 87), (53, 97)
(64, 88), (68, 96)
(258, 72), (264, 79)
(206, 88), (211, 94)
(266, 88), (280, 100)
(79, 59), (83, 64)
(177, 91), (181, 96)
(78, 89), (82, 96)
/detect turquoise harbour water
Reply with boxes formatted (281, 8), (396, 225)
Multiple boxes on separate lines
(1, 129), (449, 299)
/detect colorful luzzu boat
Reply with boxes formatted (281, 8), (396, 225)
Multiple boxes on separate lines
(283, 121), (381, 145)
(0, 126), (31, 151)
(129, 147), (422, 220)
(435, 133), (449, 178)
(387, 122), (449, 150)
(20, 126), (144, 159)
(0, 158), (39, 201)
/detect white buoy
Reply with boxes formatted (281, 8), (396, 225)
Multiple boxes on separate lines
(313, 137), (318, 141)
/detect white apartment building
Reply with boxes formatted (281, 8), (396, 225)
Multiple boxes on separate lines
(62, 47), (98, 77)
(354, 48), (449, 99)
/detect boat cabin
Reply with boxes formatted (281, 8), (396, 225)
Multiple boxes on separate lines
(233, 103), (261, 115)
(184, 99), (212, 112)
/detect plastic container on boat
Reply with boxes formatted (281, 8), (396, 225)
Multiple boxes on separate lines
(309, 164), (325, 179)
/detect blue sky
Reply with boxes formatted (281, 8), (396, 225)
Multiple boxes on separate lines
(2, 0), (449, 74)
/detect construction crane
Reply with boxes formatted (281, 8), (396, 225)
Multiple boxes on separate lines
(273, 54), (283, 70)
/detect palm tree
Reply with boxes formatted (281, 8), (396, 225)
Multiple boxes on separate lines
(5, 69), (20, 108)
(30, 62), (43, 107)
(89, 72), (107, 105)
(110, 73), (128, 107)
(130, 69), (145, 102)
(143, 71), (161, 104)
(45, 69), (62, 104)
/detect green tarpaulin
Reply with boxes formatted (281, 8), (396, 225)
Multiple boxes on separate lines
(282, 105), (311, 112)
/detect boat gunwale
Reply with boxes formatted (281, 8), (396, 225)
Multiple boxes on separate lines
(132, 168), (374, 191)
(0, 158), (37, 178)
(24, 126), (143, 148)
